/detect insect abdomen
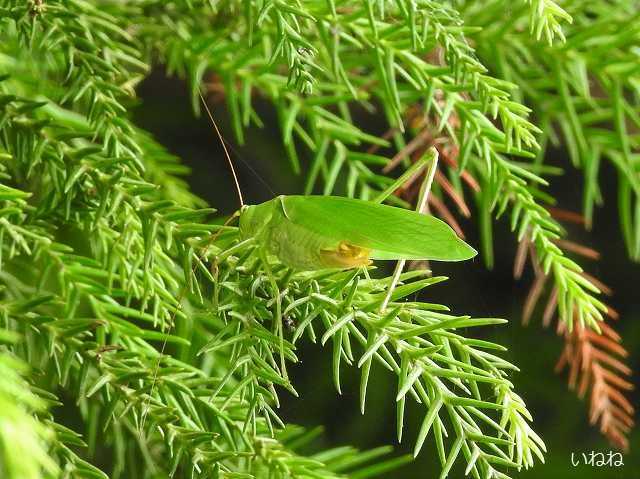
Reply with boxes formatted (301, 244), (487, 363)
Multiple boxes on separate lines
(266, 220), (370, 270)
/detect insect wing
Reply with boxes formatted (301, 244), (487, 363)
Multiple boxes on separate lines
(281, 196), (476, 262)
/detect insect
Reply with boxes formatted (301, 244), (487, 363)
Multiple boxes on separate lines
(140, 92), (476, 431)
(238, 194), (476, 270)
(198, 93), (476, 270)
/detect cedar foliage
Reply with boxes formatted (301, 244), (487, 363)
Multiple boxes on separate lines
(0, 1), (636, 478)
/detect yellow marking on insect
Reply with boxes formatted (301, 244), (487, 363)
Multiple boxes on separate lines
(320, 241), (372, 268)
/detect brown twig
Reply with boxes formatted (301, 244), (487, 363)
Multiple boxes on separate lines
(434, 169), (471, 217)
(438, 145), (481, 192)
(547, 206), (586, 225)
(429, 195), (466, 238)
(513, 235), (530, 280)
(553, 238), (601, 260)
(382, 128), (434, 173)
(522, 274), (547, 325)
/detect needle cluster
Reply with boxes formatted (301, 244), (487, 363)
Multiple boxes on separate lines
(0, 1), (636, 478)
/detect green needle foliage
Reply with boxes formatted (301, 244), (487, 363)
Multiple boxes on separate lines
(461, 1), (640, 260)
(0, 80), (542, 477)
(129, 0), (607, 330)
(0, 1), (635, 478)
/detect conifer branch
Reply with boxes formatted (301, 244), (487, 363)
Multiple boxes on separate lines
(3, 1), (635, 477)
(0, 53), (541, 479)
(513, 209), (635, 450)
(135, 0), (604, 330)
(466, 1), (640, 260)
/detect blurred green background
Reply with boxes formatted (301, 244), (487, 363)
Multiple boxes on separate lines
(134, 71), (638, 478)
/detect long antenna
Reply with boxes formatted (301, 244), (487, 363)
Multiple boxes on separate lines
(198, 90), (244, 207)
(140, 90), (244, 434)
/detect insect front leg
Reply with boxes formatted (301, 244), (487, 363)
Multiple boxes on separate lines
(277, 195), (290, 219)
(258, 245), (288, 381)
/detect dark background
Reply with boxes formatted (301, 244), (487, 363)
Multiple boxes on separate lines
(134, 71), (639, 478)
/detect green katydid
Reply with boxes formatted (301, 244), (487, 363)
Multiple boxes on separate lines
(199, 94), (476, 270)
(238, 194), (476, 270)
(140, 93), (477, 431)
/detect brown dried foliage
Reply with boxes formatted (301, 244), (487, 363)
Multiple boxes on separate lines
(515, 212), (634, 451)
(556, 320), (634, 450)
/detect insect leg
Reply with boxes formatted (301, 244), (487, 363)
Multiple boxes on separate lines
(259, 246), (288, 381)
(380, 148), (439, 312)
(277, 195), (291, 219)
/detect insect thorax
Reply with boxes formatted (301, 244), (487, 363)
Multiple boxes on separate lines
(238, 202), (274, 240)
